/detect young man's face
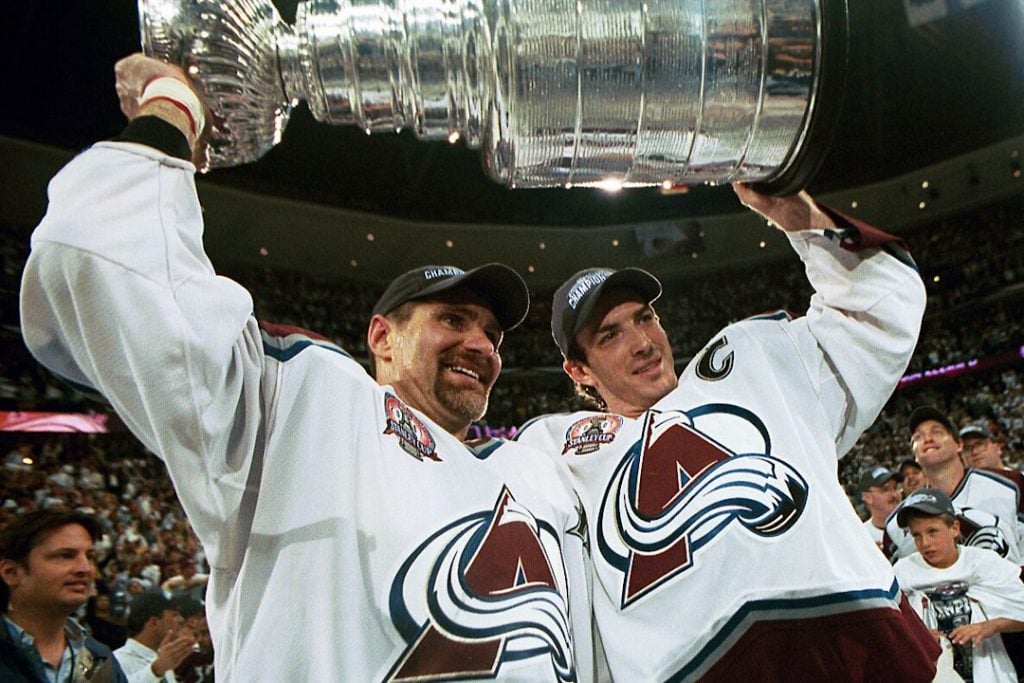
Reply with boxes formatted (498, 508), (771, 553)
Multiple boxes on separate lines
(910, 420), (961, 470)
(155, 608), (185, 641)
(375, 290), (503, 435)
(900, 466), (926, 495)
(961, 436), (1003, 469)
(862, 479), (902, 518)
(0, 523), (95, 617)
(565, 288), (677, 418)
(908, 516), (960, 569)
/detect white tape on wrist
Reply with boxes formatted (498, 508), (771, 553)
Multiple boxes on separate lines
(139, 77), (205, 137)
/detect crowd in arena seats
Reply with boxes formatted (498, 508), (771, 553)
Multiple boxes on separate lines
(1, 195), (1022, 659)
(0, 431), (212, 666)
(2, 197), (1022, 416)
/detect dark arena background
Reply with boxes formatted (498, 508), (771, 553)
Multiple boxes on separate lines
(0, 0), (1022, 666)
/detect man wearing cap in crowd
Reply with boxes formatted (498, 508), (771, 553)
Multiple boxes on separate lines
(960, 423), (1012, 471)
(882, 406), (1024, 564)
(19, 54), (598, 681)
(517, 185), (941, 678)
(860, 465), (904, 549)
(899, 457), (927, 496)
(894, 487), (1024, 683)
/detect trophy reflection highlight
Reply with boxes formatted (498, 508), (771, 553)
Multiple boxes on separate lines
(139, 0), (846, 192)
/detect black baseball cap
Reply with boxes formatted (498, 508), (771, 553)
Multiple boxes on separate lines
(908, 406), (957, 438)
(896, 487), (956, 527)
(898, 457), (923, 474)
(372, 264), (529, 331)
(550, 268), (662, 357)
(858, 465), (902, 493)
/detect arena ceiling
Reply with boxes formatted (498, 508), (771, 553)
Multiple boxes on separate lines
(2, 0), (1022, 285)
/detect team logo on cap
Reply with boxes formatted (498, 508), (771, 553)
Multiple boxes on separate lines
(563, 415), (623, 455)
(597, 407), (809, 607)
(386, 487), (575, 681)
(384, 393), (439, 461)
(904, 491), (938, 507)
(566, 270), (613, 310)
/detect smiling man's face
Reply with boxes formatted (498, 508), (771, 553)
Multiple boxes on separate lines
(911, 419), (961, 469)
(373, 289), (503, 437)
(564, 288), (678, 418)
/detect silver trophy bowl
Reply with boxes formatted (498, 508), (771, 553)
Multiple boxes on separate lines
(139, 0), (847, 193)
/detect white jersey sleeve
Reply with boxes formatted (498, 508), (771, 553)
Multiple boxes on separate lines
(21, 142), (261, 564)
(783, 219), (925, 456)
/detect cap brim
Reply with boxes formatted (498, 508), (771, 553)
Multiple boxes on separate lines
(413, 263), (530, 331)
(908, 406), (955, 437)
(897, 502), (947, 528)
(568, 269), (662, 347)
(861, 471), (903, 492)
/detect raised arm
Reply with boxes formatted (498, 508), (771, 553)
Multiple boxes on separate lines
(734, 183), (927, 455)
(20, 55), (263, 560)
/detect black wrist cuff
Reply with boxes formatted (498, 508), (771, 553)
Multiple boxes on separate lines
(113, 116), (192, 161)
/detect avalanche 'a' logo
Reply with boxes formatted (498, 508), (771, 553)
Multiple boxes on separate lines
(387, 487), (576, 682)
(598, 407), (809, 608)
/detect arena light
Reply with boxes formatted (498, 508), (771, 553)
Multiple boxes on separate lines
(595, 178), (624, 193)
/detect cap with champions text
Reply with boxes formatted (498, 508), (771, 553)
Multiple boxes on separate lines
(372, 264), (530, 331)
(908, 406), (957, 439)
(896, 487), (956, 528)
(858, 465), (903, 493)
(551, 267), (662, 357)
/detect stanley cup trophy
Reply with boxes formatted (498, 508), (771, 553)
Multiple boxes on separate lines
(927, 582), (974, 682)
(138, 0), (847, 193)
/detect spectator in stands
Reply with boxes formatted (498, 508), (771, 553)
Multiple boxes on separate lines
(883, 407), (1024, 563)
(84, 583), (128, 650)
(899, 457), (927, 496)
(171, 597), (213, 683)
(0, 510), (127, 682)
(860, 465), (903, 549)
(160, 557), (206, 602)
(894, 487), (1024, 683)
(113, 591), (196, 683)
(960, 423), (1011, 471)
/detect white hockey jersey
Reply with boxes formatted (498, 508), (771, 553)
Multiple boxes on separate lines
(516, 221), (927, 680)
(21, 141), (598, 682)
(884, 468), (1024, 563)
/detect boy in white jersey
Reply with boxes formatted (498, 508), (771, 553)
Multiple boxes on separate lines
(895, 488), (1024, 683)
(516, 187), (940, 680)
(20, 54), (599, 682)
